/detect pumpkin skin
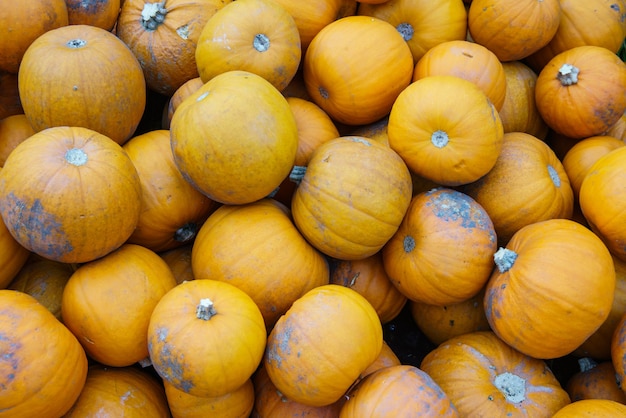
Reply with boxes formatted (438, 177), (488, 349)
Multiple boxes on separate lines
(0, 0), (68, 74)
(357, 0), (467, 63)
(0, 126), (142, 263)
(0, 114), (35, 167)
(358, 340), (402, 381)
(566, 358), (626, 404)
(159, 244), (194, 284)
(0, 207), (30, 289)
(170, 70), (298, 205)
(383, 188), (497, 306)
(65, 0), (120, 30)
(18, 24), (146, 145)
(0, 290), (88, 418)
(191, 198), (330, 329)
(264, 284), (383, 407)
(303, 15), (414, 125)
(124, 129), (217, 252)
(552, 399), (626, 417)
(462, 132), (574, 246)
(413, 40), (507, 111)
(163, 76), (203, 129)
(606, 111), (626, 141)
(340, 365), (459, 417)
(484, 219), (615, 359)
(117, 0), (230, 96)
(61, 244), (177, 367)
(467, 0), (561, 62)
(195, 0), (301, 92)
(420, 331), (571, 417)
(148, 279), (267, 398)
(291, 136), (413, 260)
(535, 45), (626, 139)
(388, 75), (504, 187)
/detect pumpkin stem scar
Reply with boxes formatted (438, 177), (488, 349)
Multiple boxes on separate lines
(396, 22), (414, 42)
(431, 130), (449, 148)
(289, 165), (307, 184)
(403, 235), (416, 253)
(318, 86), (329, 99)
(174, 222), (197, 243)
(493, 247), (517, 273)
(556, 63), (579, 86)
(196, 298), (217, 320)
(65, 148), (88, 166)
(494, 372), (526, 403)
(66, 39), (86, 48)
(253, 33), (270, 52)
(141, 1), (167, 31)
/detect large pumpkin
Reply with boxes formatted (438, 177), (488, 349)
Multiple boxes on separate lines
(0, 290), (88, 417)
(484, 219), (615, 359)
(0, 126), (142, 263)
(291, 136), (413, 260)
(18, 24), (146, 145)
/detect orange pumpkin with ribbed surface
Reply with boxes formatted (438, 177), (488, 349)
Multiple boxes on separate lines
(566, 358), (626, 403)
(552, 399), (626, 417)
(164, 378), (254, 418)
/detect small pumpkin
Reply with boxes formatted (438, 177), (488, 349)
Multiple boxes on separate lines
(65, 0), (120, 31)
(566, 358), (626, 404)
(0, 114), (34, 167)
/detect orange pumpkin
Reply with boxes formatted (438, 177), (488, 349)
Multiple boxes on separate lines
(462, 132), (573, 246)
(566, 358), (626, 404)
(0, 204), (30, 289)
(159, 244), (194, 284)
(0, 114), (34, 167)
(148, 279), (267, 398)
(65, 0), (120, 31)
(264, 284), (383, 407)
(163, 76), (203, 129)
(388, 75), (504, 187)
(291, 136), (413, 260)
(358, 340), (402, 381)
(18, 24), (146, 145)
(420, 331), (571, 416)
(485, 219), (615, 359)
(191, 198), (329, 329)
(606, 110), (626, 141)
(552, 399), (626, 417)
(535, 45), (626, 139)
(303, 15), (413, 125)
(0, 290), (88, 417)
(0, 126), (142, 263)
(170, 70), (298, 205)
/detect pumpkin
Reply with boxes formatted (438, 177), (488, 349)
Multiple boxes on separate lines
(498, 60), (549, 139)
(357, 0), (468, 63)
(383, 187), (497, 306)
(566, 358), (626, 403)
(552, 399), (626, 417)
(420, 331), (571, 416)
(0, 0), (68, 74)
(412, 40), (507, 111)
(170, 70), (298, 205)
(264, 284), (383, 407)
(148, 279), (267, 398)
(303, 15), (413, 125)
(195, 0), (301, 92)
(484, 219), (615, 359)
(467, 0), (561, 62)
(534, 45), (626, 139)
(123, 129), (217, 252)
(291, 136), (413, 260)
(606, 111), (626, 141)
(164, 378), (255, 418)
(163, 76), (203, 129)
(159, 244), (194, 284)
(18, 24), (146, 145)
(387, 75), (504, 187)
(0, 73), (23, 119)
(191, 198), (329, 329)
(61, 244), (177, 367)
(65, 0), (120, 30)
(612, 312), (626, 388)
(340, 365), (459, 417)
(0, 290), (88, 417)
(0, 114), (35, 167)
(462, 132), (573, 246)
(116, 0), (230, 96)
(0, 203), (30, 289)
(330, 252), (407, 324)
(358, 340), (402, 381)
(346, 115), (390, 146)
(0, 126), (142, 263)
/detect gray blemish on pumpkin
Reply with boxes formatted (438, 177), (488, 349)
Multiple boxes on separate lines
(176, 24), (189, 40)
(151, 328), (193, 393)
(547, 165), (561, 187)
(425, 188), (493, 235)
(346, 136), (371, 146)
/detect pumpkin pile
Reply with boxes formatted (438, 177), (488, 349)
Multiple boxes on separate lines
(2, 0), (626, 416)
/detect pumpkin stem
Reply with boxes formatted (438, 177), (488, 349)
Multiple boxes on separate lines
(431, 130), (449, 148)
(65, 148), (88, 166)
(396, 22), (414, 42)
(493, 247), (517, 273)
(253, 33), (270, 52)
(494, 372), (526, 403)
(142, 1), (167, 31)
(66, 39), (87, 49)
(138, 357), (153, 368)
(174, 222), (197, 243)
(577, 357), (598, 373)
(556, 63), (579, 86)
(196, 298), (217, 320)
(289, 165), (307, 185)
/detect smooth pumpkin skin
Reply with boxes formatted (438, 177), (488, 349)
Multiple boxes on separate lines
(264, 284), (383, 407)
(0, 114), (35, 167)
(18, 24), (146, 145)
(420, 331), (571, 417)
(170, 70), (298, 205)
(164, 378), (254, 418)
(606, 111), (626, 141)
(164, 76), (204, 129)
(0, 209), (30, 289)
(0, 290), (88, 418)
(552, 399), (626, 417)
(340, 365), (459, 417)
(148, 279), (267, 398)
(484, 219), (615, 359)
(566, 359), (626, 403)
(191, 198), (330, 329)
(61, 243), (177, 367)
(159, 244), (194, 284)
(65, 0), (120, 30)
(0, 126), (142, 263)
(291, 136), (413, 260)
(388, 75), (504, 187)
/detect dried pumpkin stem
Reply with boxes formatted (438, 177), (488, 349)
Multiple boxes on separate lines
(493, 247), (517, 273)
(142, 1), (167, 31)
(494, 372), (526, 403)
(253, 33), (270, 52)
(289, 165), (307, 184)
(556, 63), (579, 86)
(174, 222), (197, 243)
(65, 148), (88, 166)
(196, 298), (217, 320)
(577, 357), (598, 373)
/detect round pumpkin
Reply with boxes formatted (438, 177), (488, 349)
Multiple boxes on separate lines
(65, 0), (120, 30)
(566, 358), (626, 404)
(0, 126), (142, 263)
(388, 75), (504, 187)
(18, 24), (146, 145)
(291, 136), (413, 260)
(420, 331), (571, 416)
(0, 114), (35, 167)
(163, 76), (204, 129)
(552, 399), (626, 417)
(606, 110), (626, 141)
(0, 205), (30, 289)
(303, 15), (413, 125)
(358, 340), (402, 381)
(170, 70), (298, 205)
(484, 219), (615, 359)
(148, 279), (267, 398)
(0, 289), (88, 417)
(159, 244), (194, 284)
(264, 284), (383, 407)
